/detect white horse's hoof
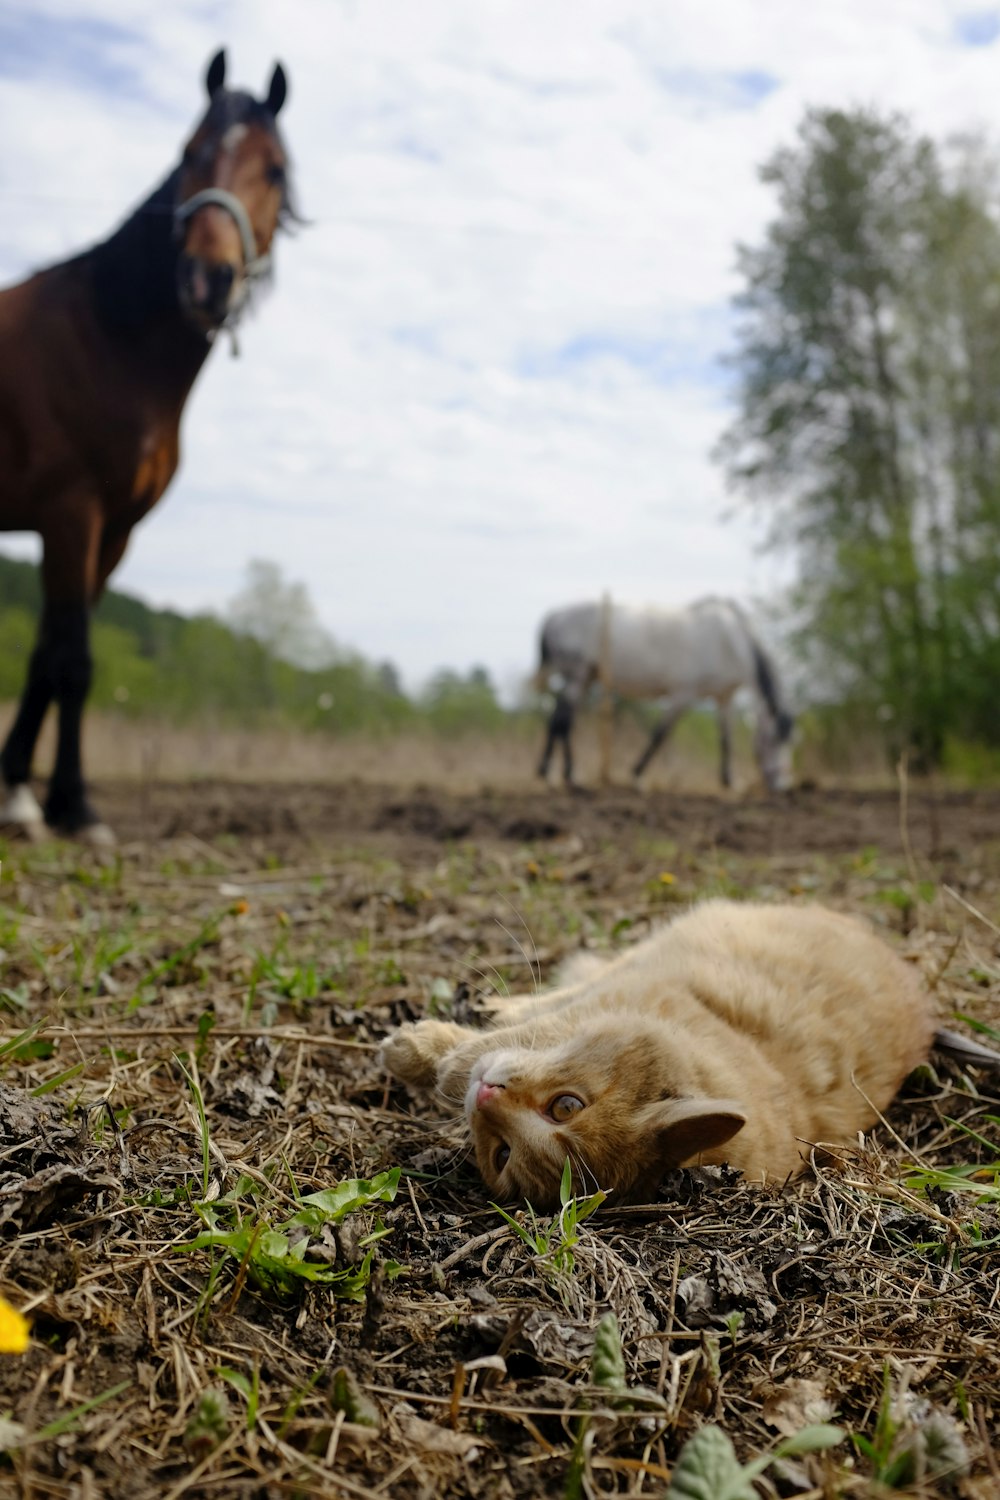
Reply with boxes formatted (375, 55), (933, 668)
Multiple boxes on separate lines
(0, 785), (46, 841)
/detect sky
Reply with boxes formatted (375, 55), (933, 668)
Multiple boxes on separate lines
(2, 2), (1000, 695)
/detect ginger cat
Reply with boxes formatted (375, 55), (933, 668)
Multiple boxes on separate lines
(381, 901), (935, 1209)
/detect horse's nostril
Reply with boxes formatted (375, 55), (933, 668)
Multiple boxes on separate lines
(178, 256), (237, 322)
(211, 262), (235, 298)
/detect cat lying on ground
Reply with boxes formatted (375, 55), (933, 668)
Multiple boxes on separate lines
(381, 900), (940, 1208)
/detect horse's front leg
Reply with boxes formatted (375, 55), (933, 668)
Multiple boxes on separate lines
(41, 601), (111, 841)
(0, 629), (54, 837)
(34, 516), (114, 845)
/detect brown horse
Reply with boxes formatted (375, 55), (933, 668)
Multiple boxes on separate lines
(0, 49), (295, 844)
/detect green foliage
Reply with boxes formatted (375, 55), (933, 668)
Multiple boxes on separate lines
(589, 1312), (666, 1412)
(852, 1367), (969, 1487)
(1, 1381), (132, 1452)
(665, 1421), (844, 1498)
(183, 1389), (231, 1460)
(419, 664), (507, 735)
(0, 553), (513, 740)
(720, 109), (1000, 768)
(902, 1112), (1000, 1203)
(217, 1365), (260, 1431)
(179, 1168), (401, 1300)
(493, 1158), (606, 1300)
(591, 1311), (627, 1394)
(328, 1367), (380, 1428)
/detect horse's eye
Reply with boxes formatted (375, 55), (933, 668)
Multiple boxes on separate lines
(548, 1094), (585, 1122)
(495, 1144), (511, 1172)
(266, 162), (286, 185)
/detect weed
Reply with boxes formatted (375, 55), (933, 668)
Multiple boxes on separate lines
(179, 1169), (402, 1300)
(175, 1055), (212, 1200)
(217, 1362), (260, 1431)
(664, 1420), (844, 1497)
(493, 1158), (606, 1299)
(852, 1365), (970, 1487)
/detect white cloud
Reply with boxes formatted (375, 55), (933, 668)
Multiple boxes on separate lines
(1, 1), (998, 690)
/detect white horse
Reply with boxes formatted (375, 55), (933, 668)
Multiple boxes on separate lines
(535, 597), (795, 792)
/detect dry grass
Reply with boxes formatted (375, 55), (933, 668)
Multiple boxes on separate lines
(0, 701), (868, 795)
(0, 778), (999, 1497)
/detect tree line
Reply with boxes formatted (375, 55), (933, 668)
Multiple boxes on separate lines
(0, 555), (509, 737)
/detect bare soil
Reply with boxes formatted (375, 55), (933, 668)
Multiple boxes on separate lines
(87, 776), (1000, 861)
(1, 778), (999, 1498)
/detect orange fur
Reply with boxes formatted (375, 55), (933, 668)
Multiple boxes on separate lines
(381, 901), (935, 1208)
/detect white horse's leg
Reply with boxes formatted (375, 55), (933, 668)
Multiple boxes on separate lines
(633, 698), (687, 779)
(0, 783), (46, 841)
(718, 699), (734, 788)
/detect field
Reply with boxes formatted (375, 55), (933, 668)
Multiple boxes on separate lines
(2, 774), (1000, 1498)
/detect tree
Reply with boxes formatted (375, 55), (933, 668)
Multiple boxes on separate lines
(718, 108), (1000, 767)
(227, 560), (336, 670)
(420, 666), (506, 735)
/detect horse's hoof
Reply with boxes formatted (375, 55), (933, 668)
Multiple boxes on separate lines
(76, 821), (117, 850)
(0, 785), (46, 841)
(46, 817), (117, 848)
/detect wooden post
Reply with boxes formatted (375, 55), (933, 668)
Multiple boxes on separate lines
(597, 591), (613, 787)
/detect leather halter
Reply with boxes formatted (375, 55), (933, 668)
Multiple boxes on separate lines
(174, 187), (271, 351)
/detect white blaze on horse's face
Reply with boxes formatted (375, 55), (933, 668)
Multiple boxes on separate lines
(175, 54), (289, 334)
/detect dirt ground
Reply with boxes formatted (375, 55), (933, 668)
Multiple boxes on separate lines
(85, 775), (1000, 861)
(1, 778), (1000, 1499)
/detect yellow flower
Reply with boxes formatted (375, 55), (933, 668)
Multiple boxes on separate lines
(0, 1295), (29, 1354)
(658, 872), (676, 885)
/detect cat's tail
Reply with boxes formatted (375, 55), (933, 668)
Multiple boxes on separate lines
(933, 1026), (1000, 1070)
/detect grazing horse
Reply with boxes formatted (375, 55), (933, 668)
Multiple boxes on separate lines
(535, 597), (795, 792)
(0, 50), (294, 844)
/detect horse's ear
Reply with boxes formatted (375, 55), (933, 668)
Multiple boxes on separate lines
(266, 62), (288, 116)
(206, 49), (226, 99)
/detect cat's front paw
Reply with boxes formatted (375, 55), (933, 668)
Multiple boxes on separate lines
(380, 1020), (467, 1089)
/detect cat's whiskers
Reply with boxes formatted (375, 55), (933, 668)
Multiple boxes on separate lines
(453, 954), (512, 1002)
(493, 897), (543, 994)
(567, 1144), (603, 1202)
(432, 1134), (477, 1179)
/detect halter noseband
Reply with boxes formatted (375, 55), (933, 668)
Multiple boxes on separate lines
(174, 188), (271, 354)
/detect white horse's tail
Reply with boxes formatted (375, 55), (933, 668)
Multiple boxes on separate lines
(727, 602), (794, 740)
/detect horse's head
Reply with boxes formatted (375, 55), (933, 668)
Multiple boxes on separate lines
(755, 708), (795, 794)
(175, 49), (292, 335)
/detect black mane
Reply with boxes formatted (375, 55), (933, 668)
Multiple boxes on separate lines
(89, 167), (185, 334)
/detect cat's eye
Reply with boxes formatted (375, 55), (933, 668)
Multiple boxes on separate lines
(548, 1093), (585, 1122)
(495, 1144), (511, 1171)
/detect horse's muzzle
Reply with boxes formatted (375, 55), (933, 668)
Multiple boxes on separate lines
(177, 253), (238, 330)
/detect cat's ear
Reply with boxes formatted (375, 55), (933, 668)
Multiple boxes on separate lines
(640, 1097), (747, 1167)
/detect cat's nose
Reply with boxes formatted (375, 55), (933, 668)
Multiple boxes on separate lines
(476, 1080), (504, 1109)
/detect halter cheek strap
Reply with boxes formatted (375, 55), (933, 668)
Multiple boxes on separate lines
(174, 188), (272, 354)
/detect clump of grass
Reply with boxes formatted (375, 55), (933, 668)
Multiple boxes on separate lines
(493, 1158), (606, 1299)
(179, 1169), (402, 1300)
